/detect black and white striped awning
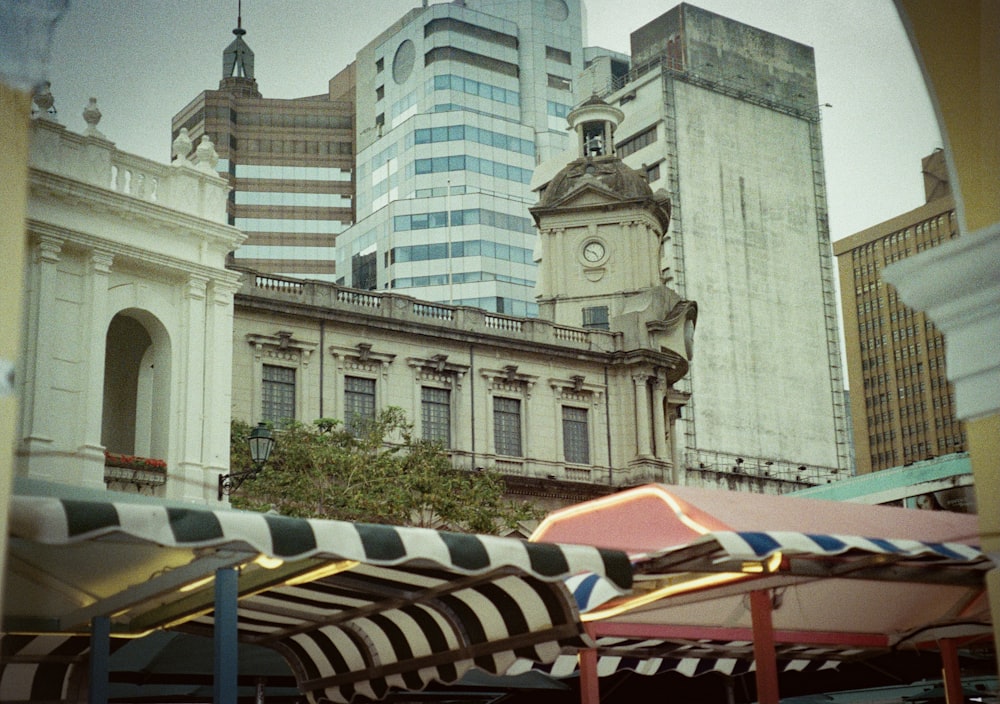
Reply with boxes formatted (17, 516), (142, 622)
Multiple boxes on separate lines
(508, 636), (844, 679)
(5, 494), (632, 703)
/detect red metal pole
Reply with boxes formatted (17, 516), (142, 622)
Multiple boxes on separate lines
(750, 589), (780, 704)
(579, 648), (600, 704)
(940, 638), (963, 704)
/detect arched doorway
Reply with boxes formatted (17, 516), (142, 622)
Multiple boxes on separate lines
(101, 310), (171, 463)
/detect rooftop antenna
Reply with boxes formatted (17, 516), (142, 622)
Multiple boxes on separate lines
(223, 0), (255, 80)
(235, 0), (245, 37)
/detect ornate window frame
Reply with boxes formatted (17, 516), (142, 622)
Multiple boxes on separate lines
(246, 331), (318, 424)
(481, 365), (537, 466)
(329, 343), (396, 426)
(549, 374), (605, 469)
(407, 354), (470, 446)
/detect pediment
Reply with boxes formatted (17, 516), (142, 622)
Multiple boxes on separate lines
(542, 181), (631, 211)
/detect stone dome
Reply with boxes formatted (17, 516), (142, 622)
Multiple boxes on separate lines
(534, 154), (671, 231)
(538, 154), (654, 205)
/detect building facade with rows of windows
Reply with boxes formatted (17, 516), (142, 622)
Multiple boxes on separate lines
(334, 0), (586, 316)
(834, 150), (966, 474)
(232, 99), (700, 508)
(231, 271), (689, 509)
(171, 19), (355, 281)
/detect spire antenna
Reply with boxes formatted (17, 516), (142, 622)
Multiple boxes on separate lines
(234, 0), (246, 36)
(222, 0), (256, 87)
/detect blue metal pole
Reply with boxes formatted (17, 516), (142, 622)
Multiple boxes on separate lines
(88, 615), (110, 704)
(214, 567), (238, 704)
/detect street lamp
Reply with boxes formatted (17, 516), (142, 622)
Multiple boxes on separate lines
(218, 422), (275, 501)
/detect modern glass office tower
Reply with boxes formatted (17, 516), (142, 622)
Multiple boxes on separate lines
(172, 18), (356, 280)
(335, 0), (585, 315)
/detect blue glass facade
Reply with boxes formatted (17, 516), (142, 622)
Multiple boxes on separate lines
(338, 0), (583, 314)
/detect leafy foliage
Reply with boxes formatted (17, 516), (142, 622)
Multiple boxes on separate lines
(230, 408), (537, 534)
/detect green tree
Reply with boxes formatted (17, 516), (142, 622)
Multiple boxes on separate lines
(230, 408), (537, 534)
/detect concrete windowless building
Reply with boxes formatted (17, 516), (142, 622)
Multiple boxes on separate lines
(573, 4), (851, 483)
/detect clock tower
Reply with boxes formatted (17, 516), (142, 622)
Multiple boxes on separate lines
(530, 95), (677, 334)
(531, 95), (696, 480)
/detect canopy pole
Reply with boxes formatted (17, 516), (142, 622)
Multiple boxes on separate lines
(940, 638), (963, 704)
(749, 589), (780, 704)
(88, 615), (110, 704)
(579, 648), (600, 704)
(214, 567), (239, 704)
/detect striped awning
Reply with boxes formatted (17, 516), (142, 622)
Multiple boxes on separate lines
(508, 636), (844, 679)
(632, 530), (990, 586)
(501, 530), (991, 688)
(5, 495), (632, 703)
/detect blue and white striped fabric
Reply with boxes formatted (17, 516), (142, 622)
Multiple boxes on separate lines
(704, 531), (984, 562)
(631, 530), (987, 569)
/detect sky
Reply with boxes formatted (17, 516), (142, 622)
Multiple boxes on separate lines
(45, 0), (942, 242)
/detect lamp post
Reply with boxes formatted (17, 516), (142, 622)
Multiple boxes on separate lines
(218, 422), (275, 501)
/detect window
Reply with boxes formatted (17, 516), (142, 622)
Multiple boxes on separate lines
(545, 45), (572, 64)
(582, 306), (609, 330)
(262, 365), (295, 425)
(493, 397), (522, 456)
(617, 126), (657, 158)
(646, 163), (661, 182)
(424, 17), (518, 49)
(344, 376), (376, 433)
(375, 85), (384, 101)
(562, 406), (590, 464)
(421, 387), (451, 445)
(547, 73), (572, 90)
(425, 46), (519, 77)
(375, 57), (384, 73)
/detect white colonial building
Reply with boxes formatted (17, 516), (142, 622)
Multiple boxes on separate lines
(18, 100), (244, 502)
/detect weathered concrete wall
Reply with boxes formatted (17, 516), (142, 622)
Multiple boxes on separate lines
(674, 80), (840, 469)
(630, 4), (818, 110)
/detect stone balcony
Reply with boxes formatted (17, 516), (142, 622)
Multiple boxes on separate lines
(28, 116), (230, 224)
(240, 270), (626, 355)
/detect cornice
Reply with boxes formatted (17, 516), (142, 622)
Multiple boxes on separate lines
(27, 219), (243, 288)
(29, 169), (244, 251)
(235, 292), (625, 363)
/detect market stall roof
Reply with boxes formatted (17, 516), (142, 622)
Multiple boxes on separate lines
(3, 484), (632, 704)
(530, 485), (993, 669)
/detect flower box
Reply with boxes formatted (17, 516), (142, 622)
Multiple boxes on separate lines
(104, 451), (167, 488)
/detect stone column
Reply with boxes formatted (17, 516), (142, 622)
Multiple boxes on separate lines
(651, 375), (668, 461)
(172, 275), (207, 500)
(80, 250), (113, 478)
(632, 372), (653, 458)
(554, 227), (568, 298)
(22, 236), (63, 463)
(202, 279), (239, 493)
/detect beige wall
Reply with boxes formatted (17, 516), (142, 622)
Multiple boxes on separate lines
(897, 0), (1000, 670)
(0, 84), (32, 616)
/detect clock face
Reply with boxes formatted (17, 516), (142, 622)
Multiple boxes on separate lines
(583, 241), (606, 263)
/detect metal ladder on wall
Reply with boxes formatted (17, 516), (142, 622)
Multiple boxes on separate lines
(809, 118), (853, 473)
